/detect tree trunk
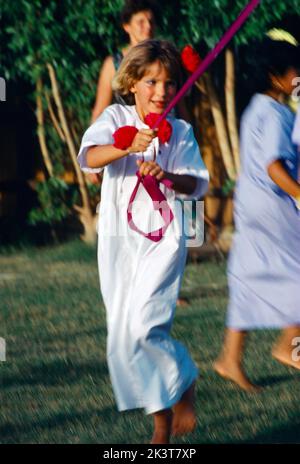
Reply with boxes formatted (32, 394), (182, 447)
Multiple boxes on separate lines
(193, 75), (235, 244)
(225, 49), (240, 173)
(46, 63), (96, 243)
(45, 92), (66, 143)
(36, 78), (54, 177)
(204, 72), (236, 181)
(193, 79), (225, 240)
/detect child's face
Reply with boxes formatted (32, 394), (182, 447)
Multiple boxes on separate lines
(123, 10), (155, 45)
(270, 67), (299, 96)
(130, 61), (177, 119)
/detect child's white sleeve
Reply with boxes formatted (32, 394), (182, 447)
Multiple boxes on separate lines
(292, 104), (300, 146)
(171, 125), (209, 200)
(77, 107), (117, 173)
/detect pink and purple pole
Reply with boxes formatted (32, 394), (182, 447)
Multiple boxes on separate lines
(154, 0), (261, 128)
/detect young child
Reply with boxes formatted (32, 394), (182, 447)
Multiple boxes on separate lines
(77, 39), (209, 444)
(214, 40), (300, 391)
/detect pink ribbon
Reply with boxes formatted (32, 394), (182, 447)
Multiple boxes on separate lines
(127, 172), (174, 242)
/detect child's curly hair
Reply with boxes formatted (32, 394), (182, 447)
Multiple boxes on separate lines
(112, 39), (183, 105)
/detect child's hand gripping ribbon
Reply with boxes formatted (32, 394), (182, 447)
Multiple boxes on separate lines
(113, 114), (174, 242)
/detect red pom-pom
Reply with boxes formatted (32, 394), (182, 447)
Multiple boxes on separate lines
(181, 45), (201, 74)
(144, 113), (172, 144)
(158, 119), (172, 143)
(144, 113), (160, 128)
(113, 126), (138, 150)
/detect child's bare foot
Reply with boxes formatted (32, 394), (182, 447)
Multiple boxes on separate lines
(150, 409), (173, 444)
(272, 347), (300, 370)
(213, 358), (261, 392)
(171, 381), (197, 437)
(150, 431), (170, 444)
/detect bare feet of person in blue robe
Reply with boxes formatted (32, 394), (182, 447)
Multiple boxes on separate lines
(213, 358), (261, 392)
(213, 329), (261, 392)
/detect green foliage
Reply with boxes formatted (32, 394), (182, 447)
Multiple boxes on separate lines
(222, 178), (236, 196)
(2, 0), (299, 227)
(2, 0), (127, 152)
(28, 177), (75, 225)
(4, 0), (296, 123)
(173, 0), (300, 48)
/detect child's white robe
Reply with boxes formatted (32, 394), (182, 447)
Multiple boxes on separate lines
(78, 104), (209, 413)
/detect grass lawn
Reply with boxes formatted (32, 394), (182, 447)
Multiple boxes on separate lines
(1, 240), (299, 444)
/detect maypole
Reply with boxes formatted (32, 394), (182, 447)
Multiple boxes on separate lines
(155, 0), (261, 128)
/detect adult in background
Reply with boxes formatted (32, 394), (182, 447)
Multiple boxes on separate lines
(91, 0), (158, 122)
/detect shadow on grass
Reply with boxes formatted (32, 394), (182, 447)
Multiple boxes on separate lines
(244, 421), (300, 444)
(0, 406), (115, 443)
(3, 358), (109, 388)
(210, 369), (295, 391)
(257, 373), (295, 388)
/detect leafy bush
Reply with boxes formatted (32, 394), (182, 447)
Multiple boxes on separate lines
(2, 0), (299, 239)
